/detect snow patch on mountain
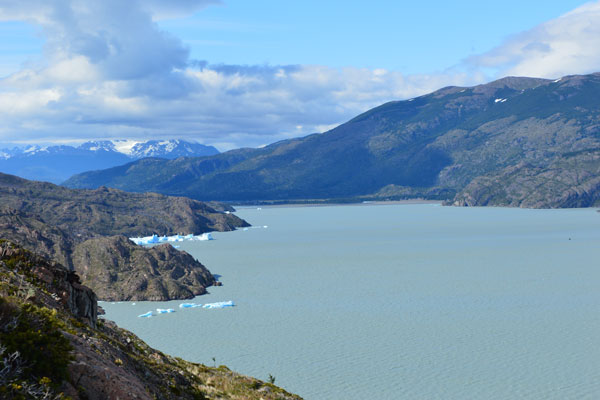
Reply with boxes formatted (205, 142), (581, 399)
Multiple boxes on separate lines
(111, 139), (139, 155)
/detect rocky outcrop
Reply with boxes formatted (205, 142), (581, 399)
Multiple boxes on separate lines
(0, 173), (248, 239)
(0, 240), (97, 327)
(72, 236), (216, 301)
(0, 173), (250, 300)
(0, 240), (302, 400)
(452, 151), (600, 207)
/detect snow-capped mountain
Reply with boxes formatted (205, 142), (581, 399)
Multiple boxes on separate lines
(0, 139), (219, 184)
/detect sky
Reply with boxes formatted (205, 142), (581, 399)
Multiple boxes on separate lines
(0, 0), (599, 150)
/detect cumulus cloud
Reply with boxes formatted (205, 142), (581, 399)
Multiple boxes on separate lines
(467, 1), (600, 79)
(0, 0), (474, 149)
(0, 1), (599, 149)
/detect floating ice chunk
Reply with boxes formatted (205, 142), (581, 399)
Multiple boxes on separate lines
(168, 234), (183, 242)
(263, 225), (268, 229)
(156, 308), (175, 314)
(131, 232), (215, 245)
(494, 98), (507, 103)
(202, 301), (235, 309)
(257, 207), (262, 210)
(179, 303), (199, 308)
(138, 311), (153, 318)
(243, 228), (249, 231)
(132, 303), (136, 306)
(196, 232), (213, 241)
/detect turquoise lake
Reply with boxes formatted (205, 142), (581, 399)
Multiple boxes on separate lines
(102, 204), (600, 399)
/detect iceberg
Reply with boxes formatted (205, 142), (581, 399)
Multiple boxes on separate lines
(156, 308), (175, 314)
(138, 311), (153, 318)
(168, 234), (183, 242)
(179, 303), (200, 308)
(130, 232), (215, 245)
(196, 232), (213, 241)
(202, 301), (235, 309)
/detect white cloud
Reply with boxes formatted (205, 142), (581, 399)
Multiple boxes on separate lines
(467, 1), (600, 78)
(0, 1), (599, 149)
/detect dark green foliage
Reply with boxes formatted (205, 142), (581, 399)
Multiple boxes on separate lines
(0, 300), (73, 383)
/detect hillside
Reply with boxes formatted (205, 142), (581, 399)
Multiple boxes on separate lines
(0, 139), (218, 184)
(0, 173), (249, 300)
(65, 72), (600, 208)
(0, 240), (301, 399)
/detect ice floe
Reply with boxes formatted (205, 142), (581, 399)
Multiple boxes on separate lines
(494, 98), (507, 103)
(179, 303), (202, 309)
(203, 301), (235, 309)
(137, 301), (234, 317)
(130, 232), (213, 245)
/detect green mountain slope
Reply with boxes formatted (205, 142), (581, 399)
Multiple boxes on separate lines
(65, 73), (600, 207)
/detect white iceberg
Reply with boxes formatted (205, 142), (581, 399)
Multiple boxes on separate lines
(196, 232), (213, 241)
(179, 303), (201, 308)
(202, 301), (235, 309)
(138, 311), (153, 318)
(130, 232), (214, 245)
(156, 308), (175, 314)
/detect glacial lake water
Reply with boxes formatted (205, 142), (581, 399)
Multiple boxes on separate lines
(102, 204), (600, 399)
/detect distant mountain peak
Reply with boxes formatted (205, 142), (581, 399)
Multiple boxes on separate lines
(0, 138), (219, 183)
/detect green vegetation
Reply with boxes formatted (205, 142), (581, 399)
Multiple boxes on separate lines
(0, 300), (73, 383)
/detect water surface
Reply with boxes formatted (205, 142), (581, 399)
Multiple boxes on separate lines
(102, 204), (600, 399)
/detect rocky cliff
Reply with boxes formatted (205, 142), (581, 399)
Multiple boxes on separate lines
(72, 236), (216, 301)
(0, 240), (301, 399)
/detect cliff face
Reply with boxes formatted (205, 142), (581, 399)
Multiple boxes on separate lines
(0, 173), (250, 300)
(0, 240), (302, 400)
(0, 240), (97, 328)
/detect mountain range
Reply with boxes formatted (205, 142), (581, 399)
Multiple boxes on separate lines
(64, 72), (600, 208)
(0, 139), (219, 184)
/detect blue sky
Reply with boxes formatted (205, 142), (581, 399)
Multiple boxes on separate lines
(0, 0), (598, 149)
(159, 1), (588, 72)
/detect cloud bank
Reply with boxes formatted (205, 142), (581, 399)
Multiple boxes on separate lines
(0, 1), (600, 149)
